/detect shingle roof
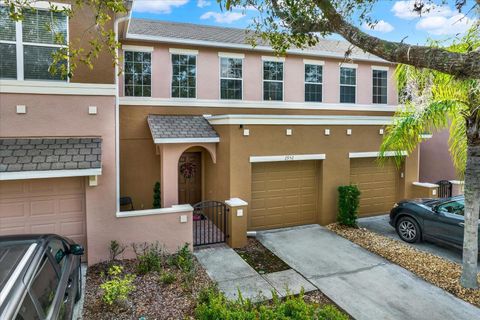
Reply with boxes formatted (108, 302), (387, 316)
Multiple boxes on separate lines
(147, 115), (219, 142)
(127, 19), (382, 61)
(0, 138), (102, 172)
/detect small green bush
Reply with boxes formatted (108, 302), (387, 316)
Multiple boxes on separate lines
(169, 244), (194, 273)
(159, 271), (176, 285)
(100, 265), (135, 306)
(108, 240), (126, 262)
(133, 242), (163, 274)
(195, 286), (348, 320)
(337, 185), (361, 227)
(152, 182), (161, 208)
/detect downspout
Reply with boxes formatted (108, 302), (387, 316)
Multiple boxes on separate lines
(114, 14), (130, 214)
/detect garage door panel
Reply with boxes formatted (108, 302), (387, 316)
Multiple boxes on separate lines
(0, 178), (87, 252)
(350, 158), (399, 216)
(250, 161), (319, 230)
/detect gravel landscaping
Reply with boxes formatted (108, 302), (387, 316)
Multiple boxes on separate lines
(234, 238), (290, 274)
(327, 223), (480, 307)
(82, 258), (212, 320)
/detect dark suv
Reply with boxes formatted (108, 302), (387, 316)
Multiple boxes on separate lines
(0, 235), (84, 320)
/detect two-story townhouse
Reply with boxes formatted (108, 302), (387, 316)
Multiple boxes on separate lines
(0, 1), (185, 266)
(118, 19), (421, 248)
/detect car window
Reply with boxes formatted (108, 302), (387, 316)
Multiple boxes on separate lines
(437, 199), (465, 216)
(15, 293), (40, 320)
(48, 239), (67, 269)
(30, 255), (59, 317)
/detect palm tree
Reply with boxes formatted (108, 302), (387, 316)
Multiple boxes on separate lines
(380, 31), (480, 288)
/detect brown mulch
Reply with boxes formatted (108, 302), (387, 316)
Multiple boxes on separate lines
(234, 238), (290, 274)
(327, 223), (480, 307)
(82, 258), (212, 320)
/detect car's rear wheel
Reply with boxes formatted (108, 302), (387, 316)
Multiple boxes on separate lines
(396, 216), (421, 243)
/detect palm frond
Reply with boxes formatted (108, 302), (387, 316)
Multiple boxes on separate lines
(449, 114), (467, 177)
(380, 99), (463, 167)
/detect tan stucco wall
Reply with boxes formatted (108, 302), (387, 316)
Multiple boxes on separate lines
(120, 105), (419, 228)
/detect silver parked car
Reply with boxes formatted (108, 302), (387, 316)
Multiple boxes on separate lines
(0, 234), (84, 320)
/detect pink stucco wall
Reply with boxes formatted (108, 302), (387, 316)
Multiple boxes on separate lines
(420, 129), (458, 183)
(0, 93), (193, 264)
(120, 43), (398, 105)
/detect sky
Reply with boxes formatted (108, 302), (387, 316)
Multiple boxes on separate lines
(131, 0), (478, 45)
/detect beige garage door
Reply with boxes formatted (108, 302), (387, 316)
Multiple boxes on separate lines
(250, 161), (319, 230)
(0, 177), (87, 249)
(350, 158), (399, 216)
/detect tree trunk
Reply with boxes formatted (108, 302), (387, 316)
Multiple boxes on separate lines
(460, 119), (480, 288)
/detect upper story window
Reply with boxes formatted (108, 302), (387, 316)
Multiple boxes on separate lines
(340, 66), (356, 103)
(304, 63), (323, 102)
(220, 57), (242, 100)
(263, 60), (283, 101)
(0, 7), (17, 79)
(372, 69), (388, 104)
(0, 5), (68, 81)
(124, 51), (152, 97)
(171, 54), (196, 98)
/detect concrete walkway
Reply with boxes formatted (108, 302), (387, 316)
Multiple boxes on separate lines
(194, 245), (315, 301)
(257, 224), (480, 320)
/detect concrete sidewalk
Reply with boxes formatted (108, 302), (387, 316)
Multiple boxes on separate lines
(257, 224), (480, 320)
(194, 245), (314, 301)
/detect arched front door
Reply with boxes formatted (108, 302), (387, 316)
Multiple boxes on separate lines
(178, 152), (202, 205)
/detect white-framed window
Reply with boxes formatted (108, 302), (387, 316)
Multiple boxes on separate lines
(124, 51), (152, 97)
(304, 63), (323, 102)
(220, 57), (242, 100)
(0, 6), (17, 79)
(171, 54), (196, 98)
(263, 60), (283, 101)
(372, 68), (388, 104)
(0, 5), (69, 81)
(340, 66), (356, 103)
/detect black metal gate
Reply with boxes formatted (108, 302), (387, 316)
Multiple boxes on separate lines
(193, 201), (228, 246)
(436, 180), (453, 198)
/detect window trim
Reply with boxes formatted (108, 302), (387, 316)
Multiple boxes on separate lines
(339, 66), (357, 104)
(0, 4), (70, 82)
(218, 56), (243, 100)
(304, 63), (323, 103)
(372, 67), (388, 105)
(123, 49), (153, 97)
(262, 60), (284, 102)
(170, 52), (198, 99)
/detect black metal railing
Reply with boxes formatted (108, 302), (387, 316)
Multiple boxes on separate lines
(436, 180), (453, 198)
(193, 201), (228, 246)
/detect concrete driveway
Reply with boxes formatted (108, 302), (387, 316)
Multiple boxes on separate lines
(358, 214), (480, 270)
(257, 225), (480, 320)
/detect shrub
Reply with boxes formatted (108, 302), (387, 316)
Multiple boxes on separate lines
(108, 240), (126, 262)
(169, 244), (194, 273)
(159, 271), (176, 285)
(100, 265), (135, 306)
(337, 185), (361, 227)
(152, 182), (161, 209)
(133, 242), (163, 274)
(195, 286), (348, 320)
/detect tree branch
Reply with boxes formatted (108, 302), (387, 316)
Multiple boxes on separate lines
(285, 0), (480, 79)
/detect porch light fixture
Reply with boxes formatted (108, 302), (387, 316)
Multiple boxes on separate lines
(286, 129), (293, 136)
(16, 105), (26, 114)
(325, 129), (330, 136)
(243, 129), (250, 136)
(346, 129), (352, 136)
(379, 128), (384, 135)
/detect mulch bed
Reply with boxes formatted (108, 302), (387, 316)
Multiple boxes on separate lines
(82, 258), (212, 320)
(327, 223), (480, 307)
(234, 238), (290, 274)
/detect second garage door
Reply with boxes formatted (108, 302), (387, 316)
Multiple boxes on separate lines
(350, 158), (399, 216)
(250, 161), (319, 230)
(0, 177), (87, 249)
